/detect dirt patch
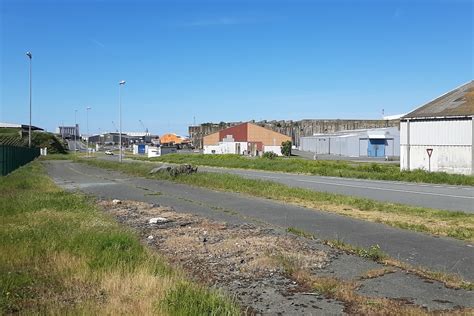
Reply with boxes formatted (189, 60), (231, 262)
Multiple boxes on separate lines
(100, 200), (344, 314)
(98, 200), (473, 315)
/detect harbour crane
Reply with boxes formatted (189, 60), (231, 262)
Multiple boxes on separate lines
(111, 121), (118, 133)
(139, 120), (149, 134)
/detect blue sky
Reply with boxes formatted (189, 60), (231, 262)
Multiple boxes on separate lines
(1, 0), (472, 136)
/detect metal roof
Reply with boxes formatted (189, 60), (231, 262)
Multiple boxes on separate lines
(403, 81), (474, 119)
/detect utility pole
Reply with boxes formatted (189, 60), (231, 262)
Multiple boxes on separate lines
(86, 107), (92, 157)
(74, 109), (77, 155)
(26, 52), (32, 147)
(119, 80), (126, 162)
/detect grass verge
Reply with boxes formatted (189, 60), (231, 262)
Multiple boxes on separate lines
(0, 162), (239, 315)
(77, 158), (474, 242)
(135, 153), (474, 186)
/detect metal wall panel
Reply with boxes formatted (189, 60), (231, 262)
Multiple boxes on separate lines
(400, 119), (472, 174)
(0, 145), (40, 176)
(409, 119), (471, 145)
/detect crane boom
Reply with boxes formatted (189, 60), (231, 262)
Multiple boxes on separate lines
(139, 120), (148, 134)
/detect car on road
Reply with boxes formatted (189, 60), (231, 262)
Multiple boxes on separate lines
(105, 150), (114, 155)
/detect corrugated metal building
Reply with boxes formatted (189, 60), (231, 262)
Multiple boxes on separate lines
(299, 127), (400, 158)
(400, 81), (474, 175)
(203, 122), (291, 156)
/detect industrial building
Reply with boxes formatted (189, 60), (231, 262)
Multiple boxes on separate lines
(400, 81), (474, 175)
(203, 122), (291, 156)
(87, 132), (159, 146)
(0, 122), (43, 132)
(299, 127), (400, 158)
(133, 144), (177, 157)
(56, 125), (79, 139)
(160, 133), (192, 148)
(190, 119), (399, 149)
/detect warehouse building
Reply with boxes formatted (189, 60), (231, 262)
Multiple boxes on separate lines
(160, 133), (192, 148)
(203, 122), (291, 156)
(299, 127), (400, 158)
(56, 125), (79, 139)
(400, 81), (473, 175)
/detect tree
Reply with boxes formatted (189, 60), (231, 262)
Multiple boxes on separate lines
(281, 140), (292, 157)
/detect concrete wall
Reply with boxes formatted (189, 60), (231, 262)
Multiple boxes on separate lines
(263, 145), (283, 156)
(400, 118), (473, 175)
(204, 142), (248, 155)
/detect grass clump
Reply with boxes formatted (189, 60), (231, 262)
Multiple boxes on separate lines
(161, 282), (239, 316)
(0, 162), (239, 314)
(136, 153), (474, 186)
(286, 227), (317, 240)
(324, 239), (387, 263)
(79, 158), (474, 242)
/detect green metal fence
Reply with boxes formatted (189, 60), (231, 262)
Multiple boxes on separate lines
(0, 145), (40, 176)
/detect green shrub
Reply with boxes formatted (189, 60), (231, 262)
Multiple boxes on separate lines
(281, 141), (292, 157)
(262, 152), (278, 159)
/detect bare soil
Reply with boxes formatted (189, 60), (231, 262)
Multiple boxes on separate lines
(99, 200), (474, 315)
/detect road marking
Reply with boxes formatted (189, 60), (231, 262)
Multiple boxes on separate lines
(238, 174), (474, 200)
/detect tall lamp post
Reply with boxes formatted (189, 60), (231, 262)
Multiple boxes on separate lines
(119, 80), (126, 162)
(86, 107), (92, 157)
(26, 52), (32, 147)
(74, 109), (78, 155)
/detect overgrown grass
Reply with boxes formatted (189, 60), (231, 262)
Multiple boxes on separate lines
(137, 153), (474, 186)
(0, 131), (68, 153)
(38, 153), (73, 160)
(79, 158), (474, 242)
(0, 162), (239, 315)
(161, 282), (238, 316)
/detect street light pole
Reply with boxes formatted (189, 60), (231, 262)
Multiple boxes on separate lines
(86, 107), (91, 157)
(119, 80), (126, 162)
(26, 52), (32, 147)
(74, 109), (78, 156)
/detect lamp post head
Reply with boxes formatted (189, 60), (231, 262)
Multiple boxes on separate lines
(119, 80), (126, 85)
(86, 106), (92, 110)
(26, 52), (32, 59)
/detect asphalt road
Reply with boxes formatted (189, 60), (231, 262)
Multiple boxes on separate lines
(97, 153), (474, 212)
(198, 166), (474, 213)
(44, 160), (474, 280)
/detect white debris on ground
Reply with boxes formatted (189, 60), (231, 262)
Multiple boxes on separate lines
(149, 217), (170, 224)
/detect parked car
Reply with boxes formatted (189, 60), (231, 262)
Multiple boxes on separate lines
(105, 150), (114, 155)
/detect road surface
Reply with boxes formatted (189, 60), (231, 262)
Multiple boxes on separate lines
(98, 153), (474, 212)
(44, 160), (474, 280)
(198, 166), (474, 213)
